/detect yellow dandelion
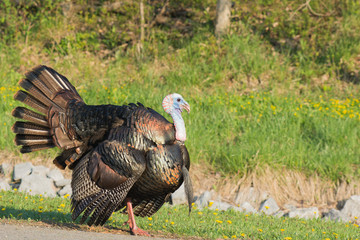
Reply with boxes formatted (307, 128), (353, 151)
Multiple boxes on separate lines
(38, 206), (43, 210)
(1, 208), (5, 211)
(294, 112), (297, 116)
(165, 219), (168, 223)
(213, 212), (218, 215)
(227, 220), (232, 224)
(216, 220), (223, 223)
(322, 231), (326, 234)
(258, 229), (263, 232)
(284, 237), (292, 240)
(13, 188), (17, 191)
(208, 201), (214, 207)
(281, 229), (285, 232)
(241, 233), (245, 237)
(162, 225), (166, 229)
(170, 222), (174, 225)
(354, 224), (359, 228)
(64, 194), (70, 199)
(198, 212), (203, 215)
(39, 198), (43, 201)
(57, 208), (62, 212)
(59, 204), (65, 208)
(148, 223), (152, 226)
(148, 217), (152, 221)
(4, 123), (6, 126)
(25, 196), (28, 200)
(38, 210), (43, 213)
(191, 202), (195, 206)
(355, 216), (358, 220)
(39, 194), (42, 197)
(223, 236), (228, 239)
(265, 206), (269, 209)
(231, 235), (236, 239)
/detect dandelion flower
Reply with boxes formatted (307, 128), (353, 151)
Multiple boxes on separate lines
(208, 201), (214, 207)
(148, 223), (152, 226)
(170, 222), (174, 225)
(241, 233), (245, 237)
(215, 220), (223, 223)
(281, 229), (285, 232)
(148, 217), (152, 221)
(13, 188), (17, 192)
(231, 235), (236, 239)
(1, 208), (5, 211)
(213, 212), (217, 215)
(284, 237), (292, 240)
(39, 198), (44, 201)
(198, 212), (203, 215)
(59, 204), (65, 208)
(227, 220), (232, 224)
(265, 206), (269, 209)
(258, 229), (263, 232)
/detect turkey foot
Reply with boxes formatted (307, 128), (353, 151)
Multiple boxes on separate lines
(126, 198), (150, 236)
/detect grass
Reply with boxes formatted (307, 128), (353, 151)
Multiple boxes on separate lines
(1, 1), (360, 183)
(1, 190), (360, 239)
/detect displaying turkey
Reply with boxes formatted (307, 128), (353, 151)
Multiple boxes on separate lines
(11, 65), (193, 236)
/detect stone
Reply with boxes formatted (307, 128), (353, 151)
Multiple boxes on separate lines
(284, 204), (297, 212)
(13, 162), (33, 181)
(54, 178), (71, 188)
(19, 174), (56, 197)
(288, 207), (320, 219)
(0, 163), (12, 175)
(57, 184), (72, 197)
(340, 195), (360, 219)
(171, 183), (187, 205)
(195, 191), (212, 208)
(46, 168), (64, 182)
(0, 178), (11, 191)
(323, 209), (350, 223)
(273, 210), (285, 218)
(239, 201), (257, 214)
(234, 187), (268, 206)
(31, 165), (49, 177)
(259, 198), (280, 215)
(208, 200), (233, 211)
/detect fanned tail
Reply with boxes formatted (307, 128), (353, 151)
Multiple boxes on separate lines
(12, 65), (83, 159)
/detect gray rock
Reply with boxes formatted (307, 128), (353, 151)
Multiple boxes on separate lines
(46, 168), (64, 182)
(284, 204), (297, 211)
(31, 165), (49, 177)
(54, 178), (71, 188)
(13, 162), (33, 181)
(323, 209), (350, 222)
(19, 174), (56, 197)
(171, 183), (187, 205)
(340, 195), (360, 219)
(259, 198), (280, 215)
(0, 178), (11, 191)
(57, 184), (72, 197)
(273, 210), (285, 218)
(234, 187), (269, 206)
(0, 163), (12, 175)
(239, 201), (257, 213)
(208, 201), (233, 211)
(288, 207), (320, 219)
(195, 191), (212, 208)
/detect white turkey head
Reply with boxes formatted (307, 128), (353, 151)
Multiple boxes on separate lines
(162, 93), (190, 142)
(162, 93), (190, 114)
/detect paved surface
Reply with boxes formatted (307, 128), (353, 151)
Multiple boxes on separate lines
(0, 223), (171, 240)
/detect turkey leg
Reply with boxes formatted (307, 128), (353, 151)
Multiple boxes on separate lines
(126, 198), (150, 236)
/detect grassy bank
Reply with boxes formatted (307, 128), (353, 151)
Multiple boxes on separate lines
(1, 190), (360, 239)
(1, 1), (360, 182)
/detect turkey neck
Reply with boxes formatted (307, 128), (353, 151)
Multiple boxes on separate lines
(169, 109), (186, 142)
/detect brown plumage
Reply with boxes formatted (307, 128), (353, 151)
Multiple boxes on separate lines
(12, 65), (193, 236)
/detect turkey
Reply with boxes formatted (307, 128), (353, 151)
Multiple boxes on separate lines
(11, 65), (193, 236)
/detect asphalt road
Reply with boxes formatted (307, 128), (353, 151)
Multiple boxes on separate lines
(0, 223), (172, 240)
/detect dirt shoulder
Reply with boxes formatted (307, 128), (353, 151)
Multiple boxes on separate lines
(0, 219), (174, 240)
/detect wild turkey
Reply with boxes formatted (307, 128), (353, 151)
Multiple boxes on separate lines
(11, 65), (193, 236)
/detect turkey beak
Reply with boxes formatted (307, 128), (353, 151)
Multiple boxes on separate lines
(182, 101), (190, 114)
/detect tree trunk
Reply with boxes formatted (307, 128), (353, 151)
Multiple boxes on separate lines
(215, 0), (231, 37)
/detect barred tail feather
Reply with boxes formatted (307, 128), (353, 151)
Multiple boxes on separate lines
(12, 107), (48, 126)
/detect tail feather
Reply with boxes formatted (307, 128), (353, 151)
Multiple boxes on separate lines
(12, 107), (48, 126)
(14, 90), (48, 114)
(12, 121), (51, 136)
(15, 134), (53, 146)
(19, 144), (55, 153)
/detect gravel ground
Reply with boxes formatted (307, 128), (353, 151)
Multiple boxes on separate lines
(0, 222), (172, 240)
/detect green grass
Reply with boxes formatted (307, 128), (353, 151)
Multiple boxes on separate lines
(1, 190), (359, 239)
(1, 1), (360, 182)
